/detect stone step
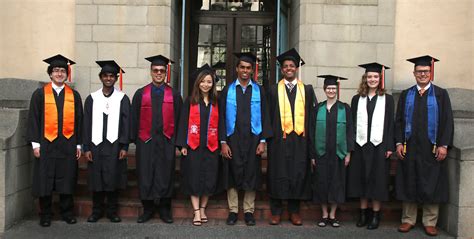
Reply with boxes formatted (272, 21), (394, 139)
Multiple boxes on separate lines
(70, 197), (402, 222)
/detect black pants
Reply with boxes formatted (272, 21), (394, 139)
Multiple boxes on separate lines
(270, 198), (301, 215)
(39, 194), (74, 218)
(141, 198), (172, 216)
(92, 191), (119, 216)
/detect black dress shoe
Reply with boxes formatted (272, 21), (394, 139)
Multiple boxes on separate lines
(244, 212), (256, 226)
(107, 214), (122, 223)
(137, 213), (153, 223)
(62, 216), (77, 224)
(226, 212), (238, 225)
(39, 216), (51, 227)
(160, 214), (174, 224)
(87, 213), (102, 223)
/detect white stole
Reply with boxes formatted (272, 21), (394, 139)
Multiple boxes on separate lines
(356, 95), (385, 146)
(91, 88), (125, 145)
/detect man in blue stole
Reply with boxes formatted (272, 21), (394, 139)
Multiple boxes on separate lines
(219, 52), (272, 226)
(395, 55), (454, 236)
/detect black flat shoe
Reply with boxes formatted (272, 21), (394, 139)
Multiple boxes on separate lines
(226, 212), (238, 225)
(107, 214), (122, 223)
(244, 212), (256, 226)
(137, 213), (153, 223)
(367, 211), (380, 230)
(160, 215), (174, 224)
(39, 216), (51, 227)
(87, 213), (102, 223)
(356, 208), (368, 227)
(63, 216), (77, 224)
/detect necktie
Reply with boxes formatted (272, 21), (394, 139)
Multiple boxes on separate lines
(419, 88), (426, 96)
(287, 82), (294, 92)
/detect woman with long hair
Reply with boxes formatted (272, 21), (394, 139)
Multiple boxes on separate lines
(346, 63), (395, 230)
(176, 64), (221, 226)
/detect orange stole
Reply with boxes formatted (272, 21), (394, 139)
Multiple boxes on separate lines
(44, 83), (75, 142)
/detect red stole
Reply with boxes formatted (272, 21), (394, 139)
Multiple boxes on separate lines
(138, 83), (175, 142)
(187, 103), (219, 152)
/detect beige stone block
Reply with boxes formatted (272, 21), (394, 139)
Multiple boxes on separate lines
(302, 41), (377, 67)
(459, 161), (474, 207)
(327, 0), (378, 5)
(77, 0), (93, 4)
(98, 43), (138, 67)
(323, 5), (378, 25)
(377, 0), (395, 26)
(93, 0), (171, 6)
(300, 0), (327, 3)
(457, 207), (474, 238)
(76, 25), (92, 42)
(93, 25), (170, 43)
(74, 67), (92, 97)
(75, 42), (98, 67)
(148, 6), (171, 26)
(120, 67), (151, 85)
(138, 43), (170, 68)
(298, 25), (312, 41)
(76, 5), (97, 24)
(301, 4), (323, 24)
(311, 24), (361, 42)
(361, 25), (394, 43)
(16, 162), (32, 191)
(98, 5), (148, 25)
(376, 43), (394, 65)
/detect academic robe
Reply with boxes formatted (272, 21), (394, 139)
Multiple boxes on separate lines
(312, 100), (354, 204)
(131, 85), (182, 200)
(266, 83), (317, 200)
(83, 91), (130, 192)
(176, 98), (221, 196)
(218, 82), (272, 191)
(395, 85), (453, 203)
(27, 86), (83, 197)
(346, 94), (395, 201)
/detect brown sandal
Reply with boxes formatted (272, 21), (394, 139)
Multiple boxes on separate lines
(200, 206), (208, 223)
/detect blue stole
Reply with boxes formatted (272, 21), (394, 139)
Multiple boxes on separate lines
(404, 85), (439, 144)
(226, 80), (262, 136)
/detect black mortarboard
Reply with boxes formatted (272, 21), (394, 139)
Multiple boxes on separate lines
(96, 60), (125, 75)
(358, 62), (390, 73)
(234, 52), (257, 64)
(407, 55), (439, 81)
(358, 62), (390, 90)
(43, 54), (76, 68)
(212, 61), (226, 70)
(276, 48), (305, 67)
(191, 64), (216, 82)
(145, 54), (174, 66)
(318, 74), (348, 100)
(406, 55), (439, 66)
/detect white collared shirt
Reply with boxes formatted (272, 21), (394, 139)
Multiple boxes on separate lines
(416, 82), (431, 91)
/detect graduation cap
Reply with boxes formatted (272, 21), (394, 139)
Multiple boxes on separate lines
(96, 60), (125, 90)
(318, 75), (348, 100)
(276, 48), (305, 67)
(212, 61), (226, 70)
(358, 62), (390, 90)
(407, 55), (439, 81)
(234, 52), (259, 81)
(145, 54), (175, 83)
(190, 64), (218, 82)
(43, 54), (76, 82)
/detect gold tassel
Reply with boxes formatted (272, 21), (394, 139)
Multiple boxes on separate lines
(432, 144), (437, 154)
(403, 142), (407, 155)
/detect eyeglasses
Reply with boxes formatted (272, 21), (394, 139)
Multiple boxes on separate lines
(152, 69), (166, 74)
(52, 68), (67, 74)
(414, 70), (431, 75)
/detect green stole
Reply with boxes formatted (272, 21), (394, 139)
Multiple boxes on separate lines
(315, 101), (347, 160)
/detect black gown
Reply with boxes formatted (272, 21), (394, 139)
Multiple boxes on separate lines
(83, 92), (130, 192)
(218, 82), (272, 191)
(176, 98), (221, 196)
(266, 84), (317, 200)
(346, 94), (395, 201)
(312, 100), (354, 204)
(27, 86), (83, 197)
(131, 85), (182, 200)
(395, 85), (453, 203)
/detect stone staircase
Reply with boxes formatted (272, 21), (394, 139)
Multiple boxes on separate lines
(70, 149), (402, 222)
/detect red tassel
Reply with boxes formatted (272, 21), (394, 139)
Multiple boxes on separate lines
(119, 68), (123, 90)
(254, 61), (259, 82)
(381, 65), (385, 90)
(430, 58), (434, 81)
(167, 63), (171, 84)
(67, 62), (72, 82)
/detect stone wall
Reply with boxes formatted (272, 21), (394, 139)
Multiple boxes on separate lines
(290, 0), (395, 103)
(75, 0), (178, 99)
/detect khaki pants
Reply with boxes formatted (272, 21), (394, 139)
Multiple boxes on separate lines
(402, 202), (439, 226)
(227, 188), (255, 213)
